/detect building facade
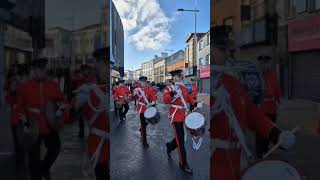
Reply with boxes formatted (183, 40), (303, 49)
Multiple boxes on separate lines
(44, 27), (72, 69)
(276, 0), (320, 102)
(185, 33), (206, 80)
(111, 1), (124, 79)
(165, 50), (185, 81)
(197, 30), (210, 93)
(133, 68), (142, 81)
(154, 58), (166, 83)
(124, 70), (134, 83)
(142, 60), (154, 82)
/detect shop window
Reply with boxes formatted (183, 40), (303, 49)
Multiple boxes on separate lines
(295, 0), (307, 13)
(316, 0), (320, 10)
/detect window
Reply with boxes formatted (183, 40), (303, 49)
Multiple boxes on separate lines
(207, 34), (210, 46)
(223, 17), (233, 26)
(317, 0), (320, 9)
(199, 58), (203, 66)
(205, 54), (210, 66)
(199, 40), (202, 50)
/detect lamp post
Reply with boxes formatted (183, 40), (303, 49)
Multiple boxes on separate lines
(177, 8), (199, 82)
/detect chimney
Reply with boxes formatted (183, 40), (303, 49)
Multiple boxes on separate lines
(154, 55), (159, 59)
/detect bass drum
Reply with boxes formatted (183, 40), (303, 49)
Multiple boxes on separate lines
(242, 160), (303, 180)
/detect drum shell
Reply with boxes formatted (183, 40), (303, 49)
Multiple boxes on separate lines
(186, 121), (206, 137)
(145, 112), (160, 125)
(115, 100), (122, 109)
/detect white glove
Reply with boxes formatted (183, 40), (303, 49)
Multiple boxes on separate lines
(279, 131), (295, 149)
(196, 102), (203, 109)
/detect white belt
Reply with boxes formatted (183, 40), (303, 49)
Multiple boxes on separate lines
(169, 104), (183, 123)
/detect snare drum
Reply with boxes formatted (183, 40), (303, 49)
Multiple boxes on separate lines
(185, 112), (206, 137)
(242, 160), (302, 180)
(144, 106), (160, 125)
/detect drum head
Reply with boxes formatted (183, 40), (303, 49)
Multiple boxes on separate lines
(185, 112), (205, 129)
(242, 160), (302, 180)
(144, 107), (157, 118)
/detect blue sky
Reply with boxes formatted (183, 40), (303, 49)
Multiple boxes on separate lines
(113, 0), (210, 70)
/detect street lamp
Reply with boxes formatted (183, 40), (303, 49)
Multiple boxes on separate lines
(177, 8), (200, 82)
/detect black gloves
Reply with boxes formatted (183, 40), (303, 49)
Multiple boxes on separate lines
(268, 127), (281, 144)
(170, 91), (175, 97)
(194, 102), (198, 108)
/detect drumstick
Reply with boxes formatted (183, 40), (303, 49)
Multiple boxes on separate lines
(263, 126), (299, 159)
(192, 101), (204, 112)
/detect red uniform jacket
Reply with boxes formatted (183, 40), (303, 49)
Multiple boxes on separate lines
(16, 80), (67, 135)
(112, 86), (118, 100)
(163, 83), (196, 123)
(114, 85), (131, 104)
(80, 85), (109, 164)
(191, 83), (198, 99)
(135, 86), (157, 114)
(260, 70), (281, 114)
(210, 74), (275, 180)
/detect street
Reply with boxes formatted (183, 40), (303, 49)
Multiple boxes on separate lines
(110, 92), (210, 180)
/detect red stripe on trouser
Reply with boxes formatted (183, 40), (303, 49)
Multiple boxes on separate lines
(172, 123), (183, 165)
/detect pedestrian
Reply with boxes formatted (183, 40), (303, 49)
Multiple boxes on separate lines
(114, 79), (131, 121)
(255, 55), (282, 158)
(72, 49), (110, 180)
(15, 58), (68, 180)
(163, 69), (198, 174)
(210, 25), (295, 180)
(189, 79), (198, 111)
(133, 76), (157, 147)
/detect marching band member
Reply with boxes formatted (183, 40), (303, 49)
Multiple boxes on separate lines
(189, 79), (198, 111)
(112, 82), (119, 115)
(114, 79), (131, 121)
(256, 55), (282, 158)
(15, 58), (68, 180)
(210, 25), (295, 180)
(72, 50), (109, 179)
(163, 69), (197, 174)
(133, 76), (157, 147)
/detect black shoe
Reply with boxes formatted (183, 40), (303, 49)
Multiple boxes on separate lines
(166, 143), (171, 158)
(179, 164), (193, 175)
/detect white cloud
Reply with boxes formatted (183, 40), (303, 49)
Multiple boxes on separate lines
(113, 0), (172, 51)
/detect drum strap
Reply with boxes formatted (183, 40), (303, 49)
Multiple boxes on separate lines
(169, 105), (183, 123)
(137, 102), (146, 114)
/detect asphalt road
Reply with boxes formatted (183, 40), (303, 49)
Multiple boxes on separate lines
(110, 92), (210, 180)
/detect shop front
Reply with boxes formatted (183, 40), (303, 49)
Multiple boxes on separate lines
(199, 65), (210, 93)
(288, 15), (320, 102)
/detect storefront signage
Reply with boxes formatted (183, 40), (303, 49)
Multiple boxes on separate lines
(288, 15), (320, 52)
(200, 66), (210, 78)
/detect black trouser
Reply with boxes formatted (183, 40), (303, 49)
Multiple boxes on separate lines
(28, 132), (61, 180)
(78, 116), (85, 138)
(119, 103), (129, 120)
(95, 163), (109, 180)
(140, 113), (148, 143)
(190, 97), (197, 111)
(256, 113), (277, 157)
(11, 125), (25, 159)
(113, 101), (118, 116)
(167, 122), (187, 166)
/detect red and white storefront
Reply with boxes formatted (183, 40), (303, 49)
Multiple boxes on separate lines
(288, 15), (320, 102)
(199, 65), (210, 93)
